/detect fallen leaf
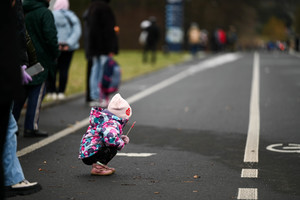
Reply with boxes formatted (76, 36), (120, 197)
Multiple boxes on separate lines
(193, 175), (200, 179)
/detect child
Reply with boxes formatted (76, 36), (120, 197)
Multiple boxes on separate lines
(78, 93), (131, 175)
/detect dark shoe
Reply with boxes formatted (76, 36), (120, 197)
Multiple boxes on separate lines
(5, 179), (42, 197)
(24, 129), (48, 137)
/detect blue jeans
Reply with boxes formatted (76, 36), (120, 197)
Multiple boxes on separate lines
(3, 108), (24, 186)
(13, 82), (46, 130)
(89, 55), (108, 100)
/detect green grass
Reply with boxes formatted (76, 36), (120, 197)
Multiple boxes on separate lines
(64, 49), (189, 96)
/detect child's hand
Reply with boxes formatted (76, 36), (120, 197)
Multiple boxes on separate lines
(121, 135), (130, 145)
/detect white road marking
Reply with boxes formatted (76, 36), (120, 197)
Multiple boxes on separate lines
(266, 143), (300, 153)
(237, 188), (258, 200)
(17, 119), (89, 157)
(241, 169), (258, 178)
(117, 153), (156, 157)
(126, 53), (241, 104)
(243, 52), (260, 163)
(17, 53), (241, 157)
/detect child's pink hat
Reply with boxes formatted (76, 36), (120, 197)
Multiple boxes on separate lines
(108, 93), (132, 119)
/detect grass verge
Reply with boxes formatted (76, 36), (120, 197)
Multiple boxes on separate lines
(62, 49), (189, 97)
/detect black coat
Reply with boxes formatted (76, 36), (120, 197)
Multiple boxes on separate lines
(145, 22), (160, 48)
(84, 0), (118, 58)
(0, 0), (23, 103)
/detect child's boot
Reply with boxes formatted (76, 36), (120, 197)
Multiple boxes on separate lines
(91, 161), (115, 176)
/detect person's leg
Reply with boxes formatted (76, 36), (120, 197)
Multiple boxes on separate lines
(23, 83), (47, 137)
(89, 55), (107, 102)
(98, 55), (108, 102)
(82, 146), (117, 166)
(86, 58), (93, 102)
(89, 56), (101, 101)
(143, 45), (148, 63)
(3, 108), (42, 197)
(82, 146), (118, 175)
(58, 51), (74, 94)
(151, 45), (157, 64)
(12, 87), (28, 123)
(0, 100), (12, 199)
(47, 69), (57, 95)
(3, 108), (25, 187)
(95, 146), (117, 165)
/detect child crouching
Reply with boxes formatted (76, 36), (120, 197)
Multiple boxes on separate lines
(78, 93), (131, 175)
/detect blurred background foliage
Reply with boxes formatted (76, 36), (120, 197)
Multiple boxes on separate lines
(67, 0), (300, 51)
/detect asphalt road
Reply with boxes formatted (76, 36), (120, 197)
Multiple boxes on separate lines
(14, 51), (300, 200)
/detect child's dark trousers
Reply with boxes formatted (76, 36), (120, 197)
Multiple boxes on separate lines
(82, 146), (118, 165)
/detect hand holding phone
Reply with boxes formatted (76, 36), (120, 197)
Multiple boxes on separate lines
(25, 63), (44, 77)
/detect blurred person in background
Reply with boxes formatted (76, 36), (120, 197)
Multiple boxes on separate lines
(13, 0), (60, 137)
(227, 25), (237, 52)
(83, 0), (119, 107)
(47, 0), (81, 100)
(143, 16), (160, 64)
(187, 22), (201, 57)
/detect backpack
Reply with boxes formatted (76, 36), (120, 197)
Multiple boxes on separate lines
(139, 30), (148, 45)
(100, 57), (121, 96)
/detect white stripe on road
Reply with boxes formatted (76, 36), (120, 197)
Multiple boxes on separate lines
(127, 53), (241, 104)
(17, 119), (89, 157)
(117, 153), (156, 157)
(243, 52), (260, 163)
(17, 53), (241, 157)
(241, 169), (258, 178)
(237, 188), (258, 200)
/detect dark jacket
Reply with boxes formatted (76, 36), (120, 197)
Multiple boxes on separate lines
(145, 22), (160, 48)
(0, 1), (23, 103)
(23, 0), (60, 85)
(15, 0), (29, 67)
(84, 0), (118, 58)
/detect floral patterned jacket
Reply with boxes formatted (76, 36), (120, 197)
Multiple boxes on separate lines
(78, 107), (128, 159)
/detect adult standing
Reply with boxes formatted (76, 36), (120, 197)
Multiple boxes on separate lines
(0, 0), (23, 198)
(84, 0), (119, 107)
(47, 0), (82, 100)
(3, 0), (42, 197)
(13, 0), (60, 137)
(143, 16), (160, 64)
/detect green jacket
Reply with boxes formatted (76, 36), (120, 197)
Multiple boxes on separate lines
(23, 0), (60, 85)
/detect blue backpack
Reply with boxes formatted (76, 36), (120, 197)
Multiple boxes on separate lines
(100, 57), (121, 96)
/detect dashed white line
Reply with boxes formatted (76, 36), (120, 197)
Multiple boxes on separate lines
(237, 188), (258, 200)
(241, 169), (258, 178)
(237, 53), (260, 200)
(243, 52), (260, 163)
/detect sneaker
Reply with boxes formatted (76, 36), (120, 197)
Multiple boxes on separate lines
(24, 129), (48, 137)
(57, 93), (65, 100)
(91, 161), (115, 176)
(5, 179), (42, 197)
(45, 93), (57, 101)
(49, 93), (57, 100)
